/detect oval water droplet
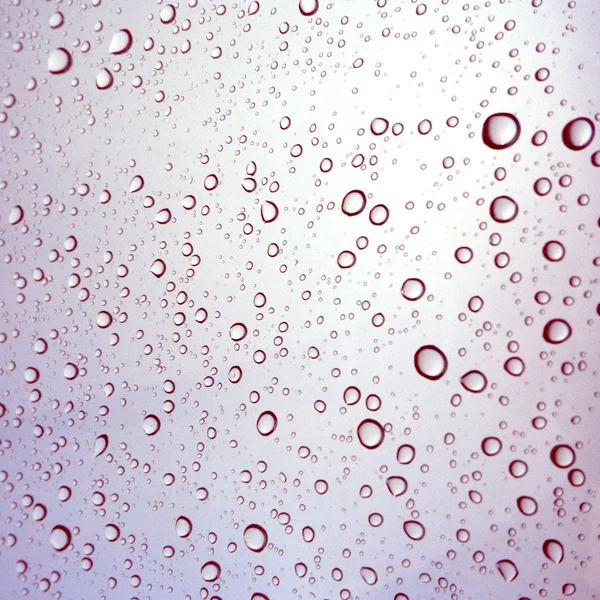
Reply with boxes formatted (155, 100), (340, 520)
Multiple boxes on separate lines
(414, 345), (448, 380)
(129, 175), (144, 193)
(94, 434), (108, 457)
(143, 414), (161, 436)
(257, 411), (277, 436)
(244, 524), (268, 552)
(542, 319), (572, 344)
(96, 68), (114, 90)
(341, 189), (366, 216)
(261, 201), (279, 223)
(360, 566), (378, 585)
(175, 516), (192, 538)
(150, 259), (166, 278)
(403, 520), (425, 541)
(299, 0), (319, 16)
(337, 250), (356, 269)
(562, 117), (595, 151)
(200, 560), (221, 582)
(370, 117), (389, 136)
(9, 206), (24, 225)
(396, 444), (416, 464)
(386, 476), (408, 497)
(460, 370), (488, 393)
(516, 496), (538, 516)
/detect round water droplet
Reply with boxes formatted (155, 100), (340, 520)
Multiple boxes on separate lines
(182, 194), (196, 210)
(562, 117), (595, 151)
(414, 345), (448, 380)
(341, 189), (366, 216)
(48, 48), (72, 74)
(299, 0), (319, 16)
(175, 516), (192, 538)
(109, 29), (133, 55)
(155, 208), (172, 224)
(105, 524), (120, 542)
(550, 444), (575, 468)
(143, 414), (161, 436)
(509, 459), (528, 478)
(357, 419), (384, 449)
(257, 411), (277, 436)
(482, 113), (521, 149)
(337, 250), (356, 269)
(401, 278), (425, 301)
(201, 561), (221, 582)
(244, 524), (268, 552)
(204, 174), (218, 190)
(542, 319), (572, 344)
(403, 520), (425, 541)
(490, 195), (518, 223)
(481, 437), (502, 456)
(542, 240), (565, 262)
(370, 117), (389, 135)
(50, 525), (71, 552)
(96, 311), (112, 329)
(504, 356), (525, 377)
(229, 322), (248, 341)
(369, 204), (389, 226)
(542, 539), (564, 564)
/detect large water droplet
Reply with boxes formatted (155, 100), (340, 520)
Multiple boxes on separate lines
(175, 516), (192, 538)
(201, 561), (221, 581)
(360, 566), (378, 585)
(299, 0), (319, 16)
(496, 559), (519, 582)
(550, 444), (575, 468)
(562, 117), (595, 151)
(50, 525), (71, 551)
(48, 48), (72, 74)
(414, 345), (448, 380)
(244, 524), (268, 552)
(94, 434), (108, 457)
(143, 414), (161, 436)
(490, 195), (519, 223)
(542, 539), (564, 564)
(357, 419), (385, 449)
(109, 29), (133, 55)
(542, 319), (572, 344)
(460, 370), (488, 393)
(401, 278), (425, 301)
(257, 411), (277, 436)
(341, 189), (367, 216)
(482, 113), (521, 149)
(386, 476), (408, 497)
(403, 520), (425, 541)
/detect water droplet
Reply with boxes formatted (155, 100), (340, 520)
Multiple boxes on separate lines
(143, 414), (161, 436)
(481, 437), (502, 456)
(337, 250), (356, 269)
(261, 201), (279, 223)
(360, 566), (378, 585)
(94, 434), (108, 457)
(370, 117), (389, 135)
(414, 345), (448, 380)
(341, 189), (367, 216)
(150, 259), (166, 278)
(562, 117), (595, 151)
(201, 561), (221, 581)
(109, 29), (133, 55)
(482, 113), (521, 149)
(496, 559), (519, 582)
(490, 196), (518, 223)
(460, 370), (488, 393)
(357, 419), (385, 449)
(257, 411), (277, 436)
(244, 524), (268, 552)
(550, 444), (575, 468)
(386, 476), (408, 497)
(96, 69), (114, 90)
(175, 516), (192, 538)
(401, 278), (425, 301)
(516, 496), (538, 516)
(542, 319), (572, 344)
(299, 0), (319, 16)
(50, 525), (71, 552)
(403, 520), (425, 541)
(105, 524), (120, 542)
(542, 539), (564, 564)
(542, 240), (565, 262)
(396, 444), (416, 464)
(48, 48), (72, 75)
(229, 322), (248, 341)
(9, 206), (24, 225)
(343, 386), (361, 405)
(129, 175), (144, 193)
